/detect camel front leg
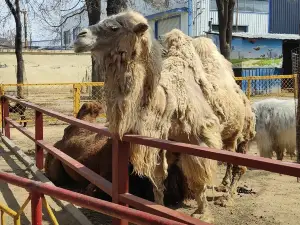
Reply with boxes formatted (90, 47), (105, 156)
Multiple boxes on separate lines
(152, 150), (168, 205)
(179, 153), (215, 223)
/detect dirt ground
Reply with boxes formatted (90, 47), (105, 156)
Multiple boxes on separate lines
(0, 53), (91, 84)
(7, 125), (300, 225)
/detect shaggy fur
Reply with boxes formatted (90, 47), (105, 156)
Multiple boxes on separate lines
(45, 102), (189, 206)
(251, 98), (296, 160)
(192, 37), (256, 202)
(74, 11), (222, 221)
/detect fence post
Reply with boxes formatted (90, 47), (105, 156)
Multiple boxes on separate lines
(73, 84), (81, 117)
(247, 78), (251, 99)
(0, 85), (4, 128)
(31, 191), (42, 225)
(294, 74), (298, 99)
(112, 138), (130, 225)
(35, 111), (43, 169)
(2, 96), (10, 139)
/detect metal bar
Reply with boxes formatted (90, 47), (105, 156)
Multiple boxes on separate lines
(35, 111), (44, 169)
(42, 196), (59, 225)
(112, 140), (130, 225)
(5, 118), (113, 196)
(0, 172), (187, 225)
(31, 191), (42, 225)
(119, 194), (204, 225)
(2, 97), (10, 139)
(3, 96), (112, 137)
(234, 74), (295, 81)
(123, 134), (300, 178)
(16, 194), (31, 217)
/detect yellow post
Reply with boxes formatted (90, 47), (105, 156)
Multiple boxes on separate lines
(0, 85), (4, 128)
(73, 84), (81, 117)
(247, 78), (251, 99)
(42, 196), (59, 225)
(294, 74), (298, 99)
(1, 210), (5, 225)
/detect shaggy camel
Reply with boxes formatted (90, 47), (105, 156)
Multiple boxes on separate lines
(45, 102), (190, 206)
(74, 10), (223, 222)
(192, 37), (256, 204)
(251, 98), (296, 160)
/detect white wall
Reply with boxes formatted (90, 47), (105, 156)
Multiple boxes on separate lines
(192, 0), (210, 36)
(209, 11), (269, 34)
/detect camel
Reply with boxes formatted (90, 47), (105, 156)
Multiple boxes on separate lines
(74, 10), (224, 222)
(45, 102), (190, 206)
(191, 37), (256, 205)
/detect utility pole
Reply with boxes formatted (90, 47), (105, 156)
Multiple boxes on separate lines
(20, 10), (28, 48)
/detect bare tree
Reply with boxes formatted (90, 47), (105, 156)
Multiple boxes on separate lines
(107, 0), (127, 16)
(216, 0), (236, 60)
(5, 0), (24, 98)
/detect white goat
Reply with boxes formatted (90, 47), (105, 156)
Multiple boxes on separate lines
(251, 98), (297, 160)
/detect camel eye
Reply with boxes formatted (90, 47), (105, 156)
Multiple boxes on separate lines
(111, 26), (119, 31)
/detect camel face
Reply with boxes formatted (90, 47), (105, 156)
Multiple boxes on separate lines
(74, 11), (150, 56)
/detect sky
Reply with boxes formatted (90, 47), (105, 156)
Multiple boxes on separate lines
(0, 0), (85, 41)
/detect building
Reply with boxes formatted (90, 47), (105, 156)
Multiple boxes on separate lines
(209, 0), (269, 34)
(269, 0), (300, 34)
(61, 0), (269, 48)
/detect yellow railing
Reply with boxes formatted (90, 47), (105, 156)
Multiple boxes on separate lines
(0, 194), (59, 225)
(0, 75), (297, 126)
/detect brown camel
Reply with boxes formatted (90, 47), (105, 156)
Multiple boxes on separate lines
(45, 102), (190, 206)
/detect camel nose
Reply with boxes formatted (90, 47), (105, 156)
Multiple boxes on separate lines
(78, 29), (88, 37)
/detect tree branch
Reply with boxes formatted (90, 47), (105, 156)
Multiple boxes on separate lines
(4, 0), (17, 20)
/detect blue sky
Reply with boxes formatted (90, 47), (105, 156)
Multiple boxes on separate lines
(0, 0), (84, 41)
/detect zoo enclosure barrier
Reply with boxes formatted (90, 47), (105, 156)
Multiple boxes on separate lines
(0, 74), (296, 127)
(1, 95), (300, 225)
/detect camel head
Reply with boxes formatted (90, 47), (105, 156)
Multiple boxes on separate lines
(76, 102), (104, 121)
(74, 10), (152, 63)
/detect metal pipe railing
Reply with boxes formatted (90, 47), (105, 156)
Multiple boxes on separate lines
(2, 94), (300, 225)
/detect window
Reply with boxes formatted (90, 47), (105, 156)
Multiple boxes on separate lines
(73, 27), (81, 40)
(212, 24), (248, 33)
(210, 0), (269, 13)
(64, 30), (71, 45)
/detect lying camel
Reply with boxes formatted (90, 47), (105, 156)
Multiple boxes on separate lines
(45, 102), (190, 206)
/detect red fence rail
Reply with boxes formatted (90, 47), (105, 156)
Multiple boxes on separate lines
(1, 95), (300, 225)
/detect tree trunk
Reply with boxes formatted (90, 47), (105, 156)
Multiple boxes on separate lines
(107, 0), (127, 16)
(216, 0), (236, 60)
(85, 0), (103, 98)
(5, 0), (24, 98)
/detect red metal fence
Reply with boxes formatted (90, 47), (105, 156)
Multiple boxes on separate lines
(1, 95), (300, 225)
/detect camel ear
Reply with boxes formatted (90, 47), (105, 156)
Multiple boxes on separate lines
(133, 23), (148, 35)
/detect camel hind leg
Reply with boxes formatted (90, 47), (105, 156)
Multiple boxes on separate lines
(229, 141), (248, 195)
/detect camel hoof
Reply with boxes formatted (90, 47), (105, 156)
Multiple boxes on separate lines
(192, 209), (214, 223)
(85, 183), (97, 197)
(214, 195), (233, 207)
(214, 185), (228, 193)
